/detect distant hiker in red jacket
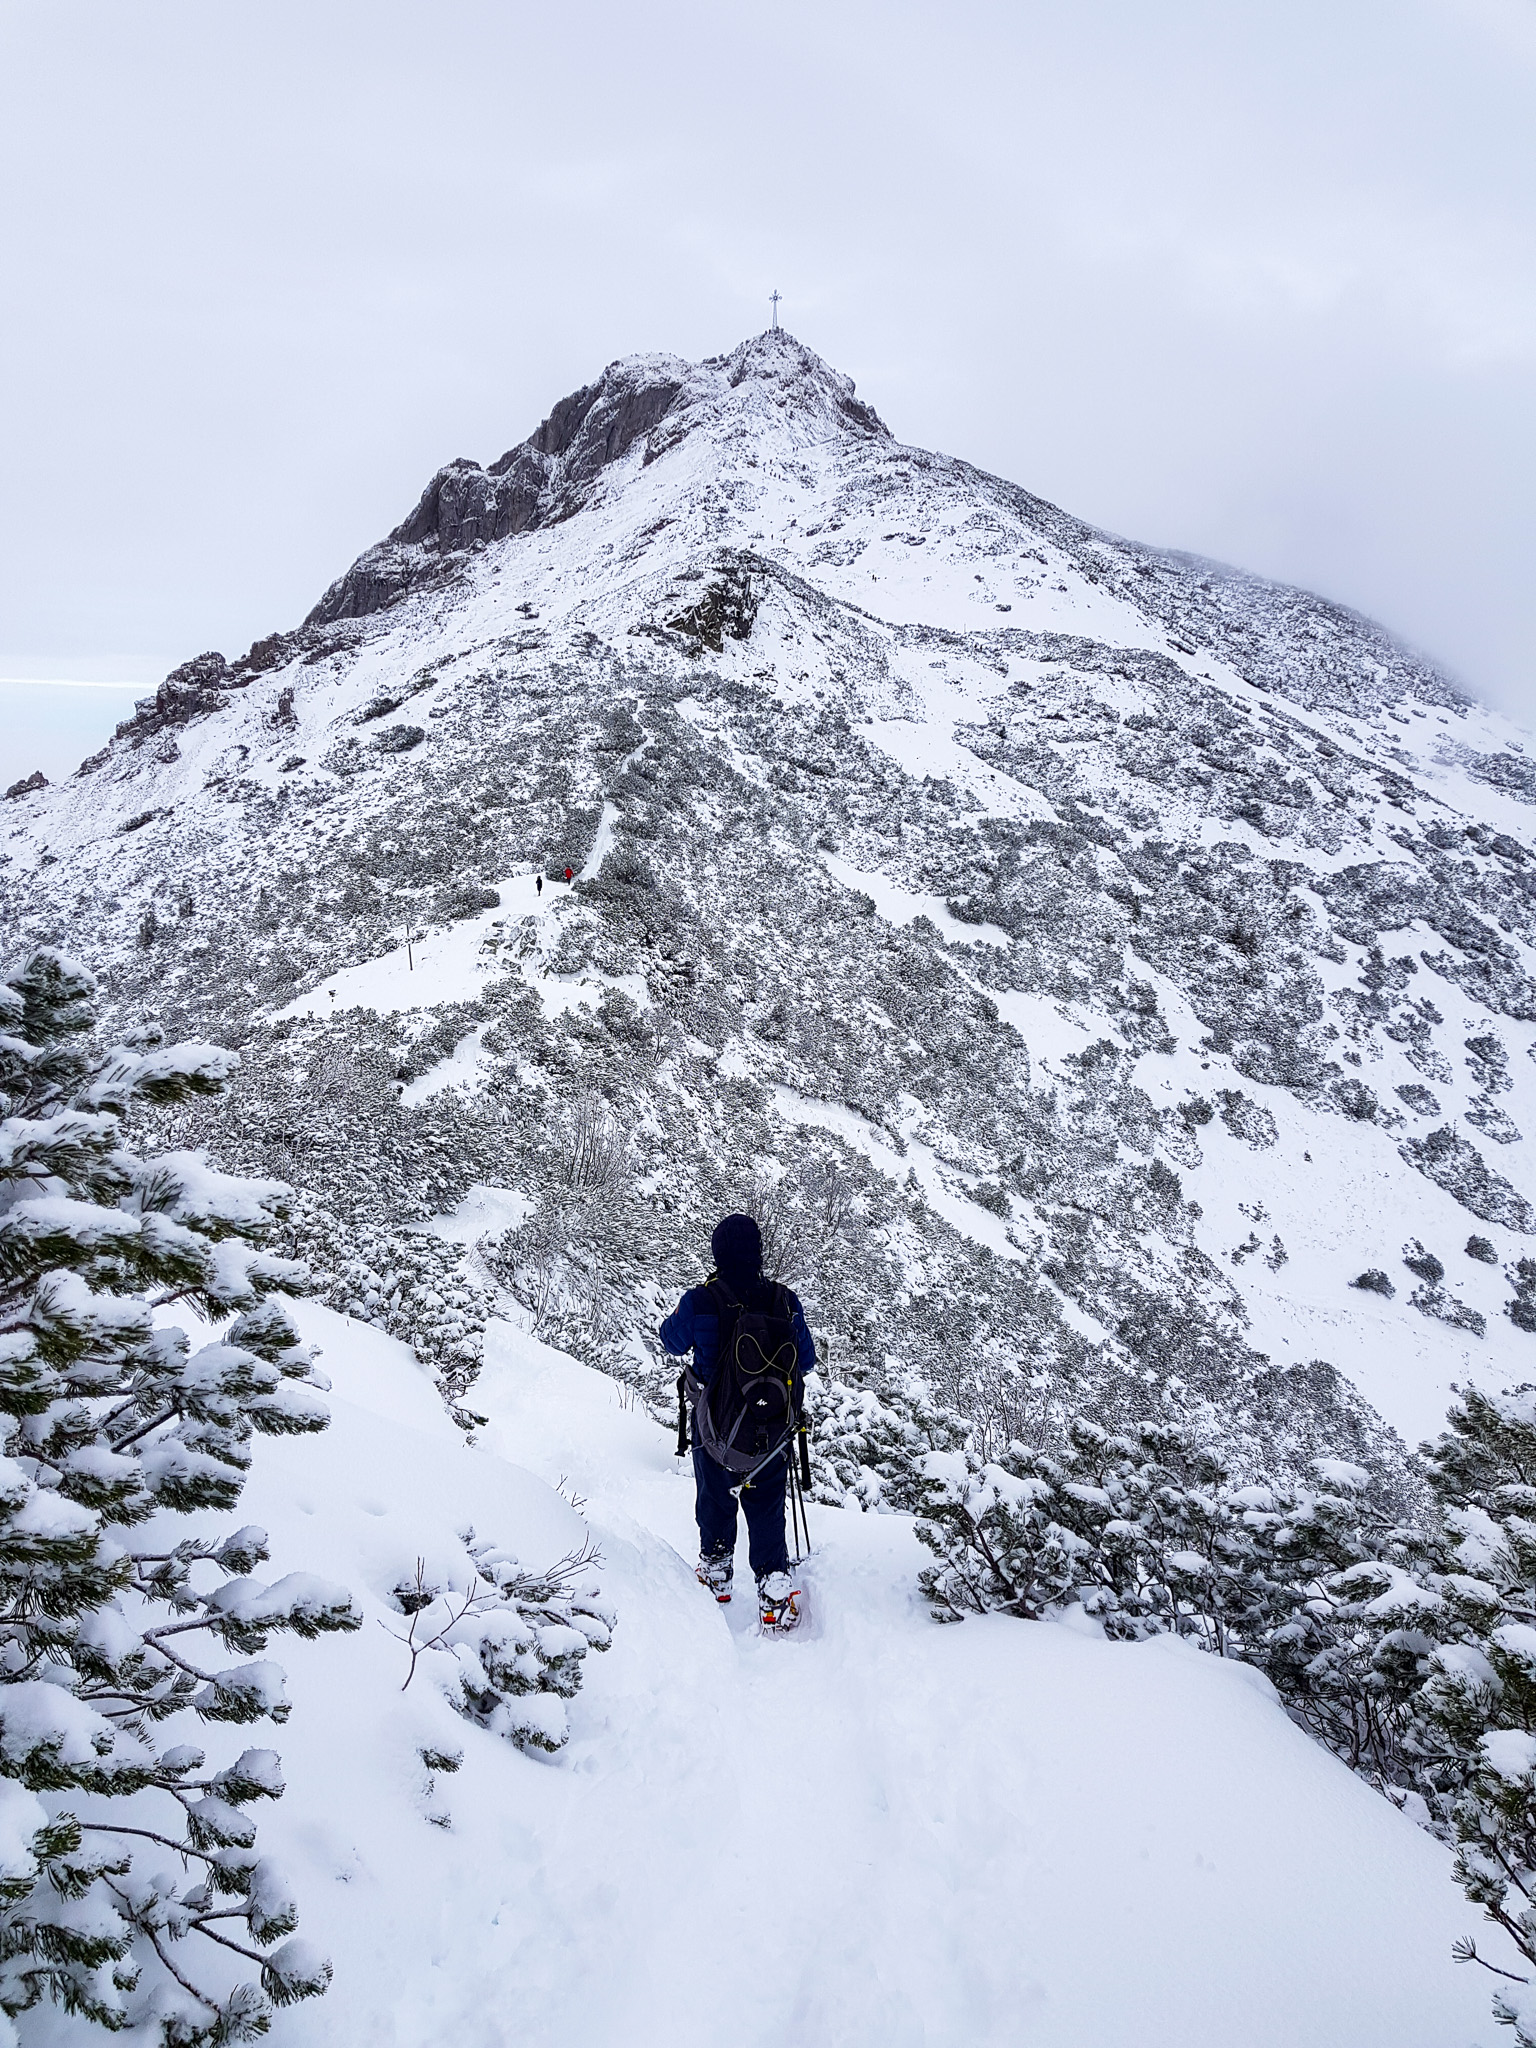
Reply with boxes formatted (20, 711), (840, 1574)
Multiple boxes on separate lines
(564, 865), (574, 884)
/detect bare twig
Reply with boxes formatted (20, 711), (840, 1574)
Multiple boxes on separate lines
(79, 1823), (216, 1866)
(499, 1536), (605, 1599)
(1452, 1935), (1528, 1983)
(378, 1559), (496, 1691)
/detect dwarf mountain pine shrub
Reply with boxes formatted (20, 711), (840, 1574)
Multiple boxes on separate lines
(0, 949), (358, 2043)
(899, 1414), (1389, 1651)
(898, 1378), (1536, 2043)
(377, 1529), (614, 1758)
(1412, 1387), (1536, 2042)
(1351, 1269), (1396, 1298)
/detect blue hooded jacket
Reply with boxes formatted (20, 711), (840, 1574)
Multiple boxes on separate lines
(659, 1213), (817, 1386)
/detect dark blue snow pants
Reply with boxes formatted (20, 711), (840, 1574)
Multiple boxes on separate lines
(693, 1444), (789, 1579)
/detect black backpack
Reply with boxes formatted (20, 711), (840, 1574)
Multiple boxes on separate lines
(684, 1276), (803, 1476)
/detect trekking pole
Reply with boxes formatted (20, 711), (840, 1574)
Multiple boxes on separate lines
(675, 1372), (689, 1458)
(792, 1453), (810, 1562)
(785, 1431), (808, 1562)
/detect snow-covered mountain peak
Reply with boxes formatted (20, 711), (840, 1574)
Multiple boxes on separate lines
(275, 327), (1486, 769)
(308, 329), (886, 630)
(711, 326), (889, 426)
(10, 323), (1536, 1514)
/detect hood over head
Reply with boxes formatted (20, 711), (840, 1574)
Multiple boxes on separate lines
(710, 1213), (763, 1293)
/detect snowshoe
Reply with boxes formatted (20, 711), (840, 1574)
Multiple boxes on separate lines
(696, 1553), (733, 1604)
(756, 1570), (802, 1632)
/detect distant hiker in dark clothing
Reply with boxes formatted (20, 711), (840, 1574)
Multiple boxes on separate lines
(535, 874), (543, 897)
(660, 1213), (816, 1628)
(564, 865), (574, 884)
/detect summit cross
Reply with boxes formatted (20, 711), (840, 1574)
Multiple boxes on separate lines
(770, 289), (782, 331)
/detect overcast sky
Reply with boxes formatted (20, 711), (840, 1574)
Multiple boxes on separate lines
(2, 0), (1533, 761)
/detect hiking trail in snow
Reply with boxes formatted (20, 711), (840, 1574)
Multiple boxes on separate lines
(222, 1303), (1507, 2048)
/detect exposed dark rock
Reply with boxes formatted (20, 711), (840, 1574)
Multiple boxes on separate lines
(305, 334), (887, 629)
(232, 630), (303, 677)
(307, 364), (688, 627)
(4, 770), (46, 800)
(114, 652), (240, 745)
(665, 556), (760, 653)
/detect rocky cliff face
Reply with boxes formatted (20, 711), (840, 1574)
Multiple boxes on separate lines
(306, 335), (888, 627)
(7, 328), (1536, 1488)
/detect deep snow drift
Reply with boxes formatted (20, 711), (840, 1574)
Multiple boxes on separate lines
(126, 1297), (1503, 2048)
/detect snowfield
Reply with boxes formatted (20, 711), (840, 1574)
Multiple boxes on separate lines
(168, 1301), (1507, 2048)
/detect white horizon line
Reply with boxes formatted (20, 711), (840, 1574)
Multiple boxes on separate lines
(0, 676), (148, 691)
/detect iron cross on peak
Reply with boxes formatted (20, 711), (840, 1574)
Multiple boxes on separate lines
(769, 289), (782, 331)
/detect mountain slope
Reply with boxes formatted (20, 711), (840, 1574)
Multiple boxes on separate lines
(6, 328), (1536, 1482)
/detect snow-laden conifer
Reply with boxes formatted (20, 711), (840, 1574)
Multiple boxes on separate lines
(1412, 1386), (1536, 2042)
(0, 948), (358, 2043)
(898, 1382), (1536, 2032)
(379, 1530), (613, 1756)
(900, 1407), (1422, 1758)
(807, 1374), (968, 1512)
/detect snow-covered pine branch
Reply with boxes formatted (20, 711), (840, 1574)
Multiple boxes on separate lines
(380, 1530), (613, 1755)
(0, 948), (359, 2043)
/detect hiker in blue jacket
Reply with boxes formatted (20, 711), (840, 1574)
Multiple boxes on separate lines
(660, 1213), (816, 1625)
